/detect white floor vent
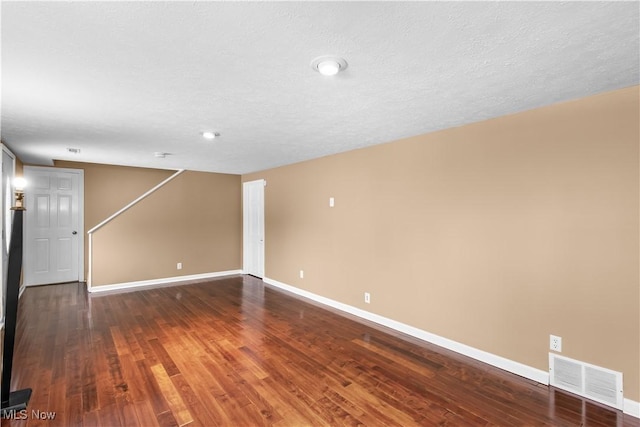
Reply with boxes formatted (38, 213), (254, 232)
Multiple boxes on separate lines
(549, 353), (623, 410)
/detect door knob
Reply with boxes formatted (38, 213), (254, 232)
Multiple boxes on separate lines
(72, 231), (78, 235)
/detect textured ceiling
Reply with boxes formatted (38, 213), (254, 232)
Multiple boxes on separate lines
(1, 1), (638, 175)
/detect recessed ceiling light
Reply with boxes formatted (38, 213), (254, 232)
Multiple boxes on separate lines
(202, 131), (220, 140)
(311, 56), (348, 76)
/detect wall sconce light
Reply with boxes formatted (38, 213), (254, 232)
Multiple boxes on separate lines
(11, 177), (26, 211)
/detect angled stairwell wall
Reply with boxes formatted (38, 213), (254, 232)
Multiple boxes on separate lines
(55, 162), (242, 289)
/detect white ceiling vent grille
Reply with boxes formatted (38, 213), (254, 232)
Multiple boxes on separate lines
(549, 353), (623, 410)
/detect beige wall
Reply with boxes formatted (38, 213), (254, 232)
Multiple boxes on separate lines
(90, 169), (241, 286)
(15, 157), (23, 177)
(54, 162), (241, 286)
(244, 86), (640, 401)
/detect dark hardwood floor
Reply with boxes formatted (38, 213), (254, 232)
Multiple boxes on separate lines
(2, 276), (637, 426)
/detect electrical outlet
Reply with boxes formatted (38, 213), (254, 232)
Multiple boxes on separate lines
(177, 262), (182, 270)
(550, 335), (562, 352)
(364, 292), (371, 304)
(299, 270), (304, 279)
(329, 197), (335, 207)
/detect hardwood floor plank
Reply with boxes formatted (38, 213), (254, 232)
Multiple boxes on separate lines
(81, 408), (100, 427)
(352, 338), (438, 378)
(110, 326), (131, 357)
(48, 381), (67, 426)
(148, 339), (181, 377)
(150, 364), (193, 426)
(134, 359), (171, 417)
(64, 393), (82, 427)
(166, 373), (221, 427)
(237, 346), (271, 380)
(2, 278), (638, 427)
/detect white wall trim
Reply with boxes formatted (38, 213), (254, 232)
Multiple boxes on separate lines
(1, 144), (17, 324)
(263, 276), (640, 418)
(264, 276), (549, 382)
(88, 270), (242, 293)
(624, 399), (640, 418)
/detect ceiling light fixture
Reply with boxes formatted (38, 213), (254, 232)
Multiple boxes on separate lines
(311, 56), (348, 76)
(202, 131), (220, 140)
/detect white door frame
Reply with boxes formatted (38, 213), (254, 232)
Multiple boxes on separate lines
(243, 179), (265, 278)
(0, 144), (16, 324)
(23, 166), (85, 285)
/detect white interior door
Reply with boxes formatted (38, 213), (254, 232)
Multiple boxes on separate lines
(243, 179), (265, 278)
(24, 167), (84, 286)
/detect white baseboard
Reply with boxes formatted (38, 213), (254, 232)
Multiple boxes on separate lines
(264, 276), (640, 418)
(88, 270), (243, 293)
(263, 277), (545, 379)
(624, 399), (640, 418)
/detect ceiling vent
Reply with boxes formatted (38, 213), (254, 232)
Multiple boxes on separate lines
(549, 353), (623, 410)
